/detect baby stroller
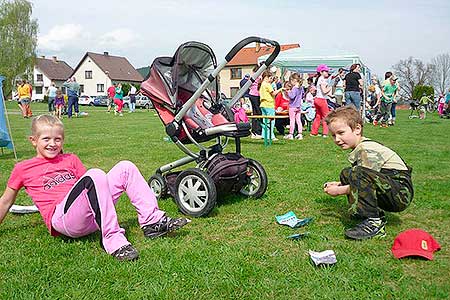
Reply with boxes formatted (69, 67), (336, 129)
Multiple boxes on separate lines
(141, 37), (280, 217)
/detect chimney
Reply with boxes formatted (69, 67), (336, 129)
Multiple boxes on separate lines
(52, 56), (57, 62)
(41, 55), (45, 59)
(104, 51), (109, 56)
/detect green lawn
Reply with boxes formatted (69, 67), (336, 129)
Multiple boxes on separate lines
(1, 103), (449, 299)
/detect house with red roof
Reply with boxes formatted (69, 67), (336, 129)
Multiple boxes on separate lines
(32, 56), (73, 101)
(220, 43), (300, 98)
(71, 52), (143, 97)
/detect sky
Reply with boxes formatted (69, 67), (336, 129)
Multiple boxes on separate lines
(32, 0), (450, 76)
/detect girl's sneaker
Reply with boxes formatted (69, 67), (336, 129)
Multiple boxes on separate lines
(295, 134), (303, 140)
(284, 134), (294, 140)
(142, 214), (190, 238)
(112, 244), (139, 261)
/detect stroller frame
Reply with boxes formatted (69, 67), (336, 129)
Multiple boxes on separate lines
(142, 37), (280, 217)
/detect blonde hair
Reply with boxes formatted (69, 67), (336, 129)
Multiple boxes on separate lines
(31, 115), (64, 137)
(325, 106), (363, 134)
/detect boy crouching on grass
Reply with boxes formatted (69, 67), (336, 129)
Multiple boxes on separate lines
(323, 107), (413, 240)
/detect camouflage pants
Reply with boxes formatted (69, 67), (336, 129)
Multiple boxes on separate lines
(340, 166), (413, 218)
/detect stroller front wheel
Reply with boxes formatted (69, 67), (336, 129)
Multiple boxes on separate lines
(174, 169), (217, 217)
(239, 159), (268, 198)
(148, 174), (168, 200)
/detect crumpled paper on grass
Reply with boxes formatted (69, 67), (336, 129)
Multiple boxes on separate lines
(275, 211), (313, 228)
(308, 250), (337, 266)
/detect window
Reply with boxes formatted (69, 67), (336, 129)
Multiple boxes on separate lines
(35, 86), (43, 94)
(230, 68), (242, 80)
(36, 74), (43, 82)
(230, 87), (239, 97)
(97, 84), (104, 92)
(61, 87), (66, 94)
(85, 70), (92, 79)
(80, 84), (84, 93)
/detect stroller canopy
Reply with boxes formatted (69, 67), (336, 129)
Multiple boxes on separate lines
(143, 41), (219, 109)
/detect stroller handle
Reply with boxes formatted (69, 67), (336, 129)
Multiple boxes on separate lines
(225, 36), (280, 66)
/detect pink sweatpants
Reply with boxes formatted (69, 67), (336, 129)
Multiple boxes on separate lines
(114, 98), (124, 113)
(438, 103), (445, 115)
(51, 160), (165, 254)
(289, 107), (302, 135)
(311, 97), (330, 135)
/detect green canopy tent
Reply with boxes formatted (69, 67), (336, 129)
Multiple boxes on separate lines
(258, 47), (372, 119)
(257, 47), (369, 75)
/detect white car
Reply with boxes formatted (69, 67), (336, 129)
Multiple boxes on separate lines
(78, 95), (95, 106)
(123, 95), (153, 109)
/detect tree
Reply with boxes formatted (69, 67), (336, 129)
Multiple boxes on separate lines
(0, 0), (38, 97)
(392, 57), (434, 100)
(431, 53), (450, 95)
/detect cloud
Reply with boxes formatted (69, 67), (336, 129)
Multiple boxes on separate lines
(38, 24), (86, 51)
(98, 29), (141, 48)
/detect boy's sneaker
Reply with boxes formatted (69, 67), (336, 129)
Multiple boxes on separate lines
(142, 215), (190, 238)
(112, 244), (139, 262)
(295, 134), (303, 140)
(284, 134), (294, 140)
(345, 217), (386, 240)
(251, 134), (263, 139)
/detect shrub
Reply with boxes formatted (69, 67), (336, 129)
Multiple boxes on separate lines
(413, 85), (434, 100)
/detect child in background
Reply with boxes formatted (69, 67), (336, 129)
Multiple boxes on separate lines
(311, 64), (332, 137)
(0, 115), (189, 261)
(305, 85), (316, 105)
(285, 73), (304, 140)
(275, 81), (291, 136)
(323, 107), (413, 240)
(114, 83), (124, 116)
(438, 93), (445, 116)
(54, 89), (65, 119)
(259, 71), (283, 141)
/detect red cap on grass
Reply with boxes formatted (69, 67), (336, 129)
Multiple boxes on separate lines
(392, 229), (441, 260)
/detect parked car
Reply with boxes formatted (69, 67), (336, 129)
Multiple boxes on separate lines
(93, 95), (109, 106)
(123, 95), (153, 109)
(78, 95), (95, 106)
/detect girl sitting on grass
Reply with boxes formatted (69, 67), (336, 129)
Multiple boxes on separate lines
(0, 115), (189, 262)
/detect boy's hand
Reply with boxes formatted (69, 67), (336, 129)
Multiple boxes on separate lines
(324, 185), (343, 197)
(323, 181), (341, 188)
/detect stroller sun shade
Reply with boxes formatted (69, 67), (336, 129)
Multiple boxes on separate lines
(141, 41), (219, 110)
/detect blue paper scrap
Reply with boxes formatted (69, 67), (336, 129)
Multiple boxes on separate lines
(286, 232), (309, 240)
(275, 211), (313, 228)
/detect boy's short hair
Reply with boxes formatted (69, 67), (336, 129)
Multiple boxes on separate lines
(31, 115), (64, 137)
(325, 106), (363, 133)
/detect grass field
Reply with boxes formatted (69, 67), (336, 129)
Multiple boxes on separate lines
(1, 103), (449, 299)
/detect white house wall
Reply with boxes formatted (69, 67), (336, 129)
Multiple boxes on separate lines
(73, 57), (111, 97)
(32, 66), (52, 101)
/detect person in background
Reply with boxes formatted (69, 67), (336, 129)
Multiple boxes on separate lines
(249, 66), (263, 139)
(285, 73), (304, 140)
(46, 82), (58, 115)
(107, 83), (116, 113)
(128, 84), (137, 113)
(333, 68), (346, 106)
(54, 89), (65, 119)
(379, 76), (398, 127)
(63, 77), (80, 118)
(17, 79), (33, 118)
(311, 64), (332, 137)
(344, 64), (363, 110)
(259, 71), (283, 141)
(114, 83), (124, 116)
(275, 81), (291, 135)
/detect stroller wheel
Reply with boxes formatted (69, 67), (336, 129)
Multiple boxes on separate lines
(239, 159), (268, 198)
(174, 169), (217, 217)
(148, 174), (168, 200)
